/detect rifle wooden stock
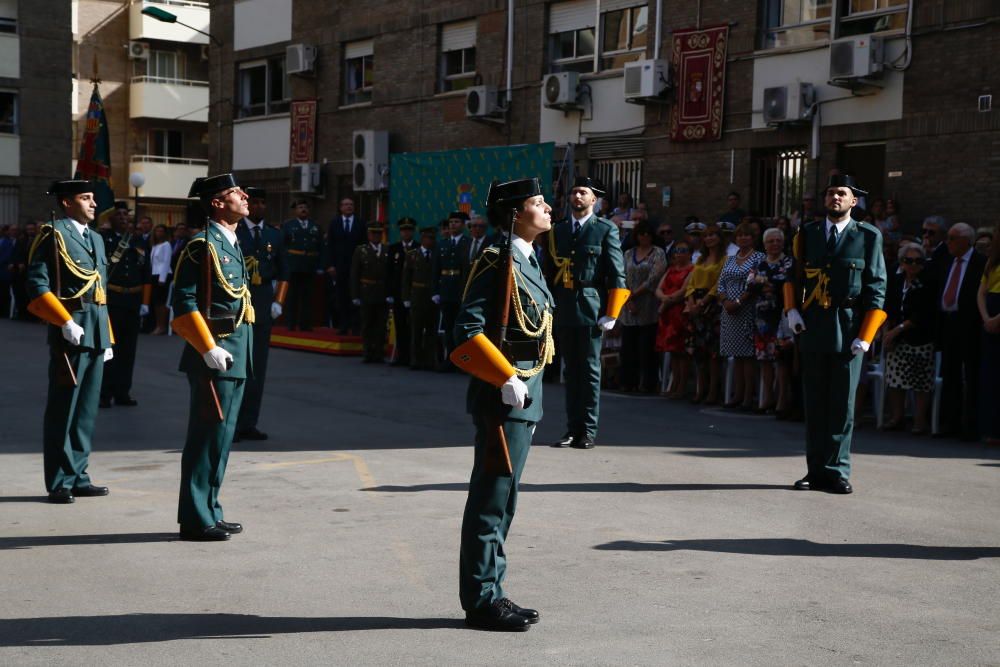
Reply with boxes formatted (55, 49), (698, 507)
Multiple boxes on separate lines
(483, 222), (518, 477)
(50, 211), (77, 388)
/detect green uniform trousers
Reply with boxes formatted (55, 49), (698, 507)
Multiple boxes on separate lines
(459, 415), (533, 612)
(801, 351), (864, 482)
(178, 375), (245, 530)
(557, 325), (604, 438)
(408, 301), (438, 370)
(237, 286), (273, 431)
(101, 304), (139, 401)
(43, 347), (103, 492)
(360, 302), (387, 361)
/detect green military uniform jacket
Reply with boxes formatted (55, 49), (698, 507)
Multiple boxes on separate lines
(102, 230), (151, 308)
(172, 222), (254, 380)
(27, 219), (112, 350)
(435, 235), (470, 303)
(237, 219), (288, 290)
(351, 243), (390, 305)
(455, 242), (554, 424)
(402, 245), (436, 303)
(281, 219), (323, 273)
(546, 214), (626, 326)
(795, 218), (887, 354)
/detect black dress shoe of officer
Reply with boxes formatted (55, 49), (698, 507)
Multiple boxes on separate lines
(826, 478), (853, 494)
(464, 600), (531, 632)
(571, 435), (595, 449)
(179, 526), (231, 541)
(551, 433), (576, 448)
(48, 488), (75, 504)
(793, 476), (812, 490)
(115, 396), (138, 407)
(72, 484), (109, 497)
(498, 598), (539, 624)
(216, 520), (243, 534)
(98, 397), (112, 409)
(239, 427), (268, 441)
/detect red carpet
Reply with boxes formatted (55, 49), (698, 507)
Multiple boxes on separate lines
(269, 326), (363, 356)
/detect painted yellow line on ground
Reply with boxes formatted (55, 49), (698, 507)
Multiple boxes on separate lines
(259, 455), (351, 469)
(258, 452), (377, 489)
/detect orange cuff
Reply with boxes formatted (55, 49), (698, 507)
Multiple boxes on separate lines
(27, 292), (72, 327)
(858, 309), (888, 344)
(142, 284), (152, 306)
(449, 333), (516, 387)
(171, 311), (216, 355)
(783, 282), (797, 313)
(606, 288), (631, 319)
(274, 281), (288, 305)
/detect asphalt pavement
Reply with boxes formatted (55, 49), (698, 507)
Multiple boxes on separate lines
(1, 318), (998, 665)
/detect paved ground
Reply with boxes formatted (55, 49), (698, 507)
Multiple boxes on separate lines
(1, 318), (998, 666)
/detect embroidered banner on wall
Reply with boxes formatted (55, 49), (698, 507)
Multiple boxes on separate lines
(289, 99), (317, 164)
(669, 25), (729, 142)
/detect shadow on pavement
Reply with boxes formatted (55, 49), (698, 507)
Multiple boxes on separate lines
(593, 538), (1000, 560)
(0, 533), (178, 550)
(0, 496), (50, 503)
(366, 482), (790, 493)
(0, 614), (463, 646)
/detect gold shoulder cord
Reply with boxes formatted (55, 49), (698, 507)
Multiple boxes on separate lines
(177, 237), (256, 333)
(29, 226), (106, 304)
(546, 227), (573, 288)
(460, 249), (498, 302)
(508, 267), (554, 379)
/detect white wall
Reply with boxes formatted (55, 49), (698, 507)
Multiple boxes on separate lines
(130, 80), (209, 122)
(129, 159), (208, 199)
(539, 74), (647, 145)
(0, 34), (18, 79)
(130, 1), (211, 44)
(751, 37), (905, 129)
(232, 115), (290, 170)
(234, 0), (291, 51)
(0, 135), (19, 176)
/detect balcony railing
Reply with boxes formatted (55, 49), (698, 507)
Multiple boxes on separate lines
(131, 154), (208, 165)
(129, 154), (209, 199)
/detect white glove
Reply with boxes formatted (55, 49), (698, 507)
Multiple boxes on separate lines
(851, 338), (869, 356)
(403, 300), (411, 309)
(597, 316), (616, 332)
(202, 346), (233, 371)
(139, 304), (150, 317)
(103, 347), (114, 362)
(786, 308), (806, 334)
(500, 374), (529, 409)
(386, 296), (394, 305)
(61, 320), (85, 346)
(270, 302), (283, 319)
(431, 294), (441, 305)
(352, 298), (362, 306)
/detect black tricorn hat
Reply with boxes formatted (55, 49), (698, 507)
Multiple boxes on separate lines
(397, 217), (416, 229)
(571, 175), (606, 197)
(245, 187), (267, 200)
(367, 223), (384, 233)
(447, 210), (470, 222)
(826, 174), (868, 197)
(47, 180), (95, 197)
(188, 173), (239, 198)
(486, 178), (543, 210)
(420, 225), (438, 235)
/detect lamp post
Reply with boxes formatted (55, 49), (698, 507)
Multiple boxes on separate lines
(129, 172), (145, 223)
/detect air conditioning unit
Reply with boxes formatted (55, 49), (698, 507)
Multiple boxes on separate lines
(352, 130), (389, 191)
(762, 83), (816, 124)
(128, 41), (150, 61)
(286, 44), (317, 75)
(829, 35), (884, 85)
(290, 163), (321, 193)
(624, 59), (671, 100)
(466, 85), (502, 118)
(543, 71), (581, 109)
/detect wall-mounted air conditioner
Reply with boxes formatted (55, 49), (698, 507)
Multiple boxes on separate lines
(543, 72), (581, 110)
(466, 85), (503, 118)
(352, 130), (389, 191)
(128, 41), (150, 61)
(762, 83), (816, 124)
(829, 35), (884, 87)
(286, 44), (317, 75)
(290, 163), (321, 193)
(624, 59), (671, 100)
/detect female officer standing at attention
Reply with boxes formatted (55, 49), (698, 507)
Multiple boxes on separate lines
(450, 178), (554, 631)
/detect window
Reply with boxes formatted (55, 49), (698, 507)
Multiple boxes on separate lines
(751, 148), (809, 218)
(344, 40), (373, 105)
(839, 0), (908, 37)
(548, 1), (648, 74)
(148, 129), (183, 158)
(600, 6), (647, 70)
(0, 90), (16, 134)
(0, 0), (15, 35)
(0, 17), (15, 34)
(148, 50), (181, 81)
(237, 57), (288, 118)
(591, 157), (643, 215)
(440, 21), (477, 92)
(759, 0), (832, 49)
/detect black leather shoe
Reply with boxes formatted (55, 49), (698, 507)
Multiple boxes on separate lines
(826, 478), (853, 494)
(571, 435), (595, 449)
(238, 427), (268, 441)
(72, 484), (109, 497)
(114, 396), (138, 407)
(793, 477), (812, 490)
(179, 526), (231, 541)
(498, 598), (539, 623)
(47, 488), (75, 504)
(550, 433), (576, 448)
(465, 600), (531, 632)
(99, 397), (112, 409)
(216, 520), (243, 534)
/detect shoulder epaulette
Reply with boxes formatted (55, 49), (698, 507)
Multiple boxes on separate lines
(856, 220), (881, 235)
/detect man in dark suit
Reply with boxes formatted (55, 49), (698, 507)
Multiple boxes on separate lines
(325, 197), (367, 334)
(465, 214), (490, 267)
(937, 222), (987, 441)
(387, 217), (418, 366)
(921, 216), (951, 279)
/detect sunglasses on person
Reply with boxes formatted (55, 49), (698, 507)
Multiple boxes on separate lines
(900, 257), (926, 265)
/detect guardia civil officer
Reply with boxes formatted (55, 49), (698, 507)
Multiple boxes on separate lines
(171, 174), (254, 540)
(100, 201), (152, 408)
(282, 199), (323, 331)
(433, 211), (471, 369)
(387, 217), (418, 365)
(26, 180), (114, 503)
(784, 174), (887, 494)
(234, 187), (289, 442)
(351, 222), (391, 362)
(401, 225), (439, 370)
(450, 178), (555, 632)
(544, 176), (629, 449)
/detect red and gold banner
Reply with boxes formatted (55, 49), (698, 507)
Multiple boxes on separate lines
(289, 99), (317, 164)
(669, 25), (729, 142)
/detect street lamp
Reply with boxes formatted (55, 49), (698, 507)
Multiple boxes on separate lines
(129, 172), (145, 221)
(141, 5), (222, 46)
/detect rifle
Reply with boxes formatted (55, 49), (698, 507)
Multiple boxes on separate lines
(200, 223), (224, 423)
(51, 211), (78, 387)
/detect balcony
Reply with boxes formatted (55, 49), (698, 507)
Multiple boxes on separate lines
(130, 0), (210, 44)
(128, 155), (208, 200)
(232, 115), (290, 170)
(0, 33), (18, 79)
(0, 135), (18, 176)
(129, 76), (209, 122)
